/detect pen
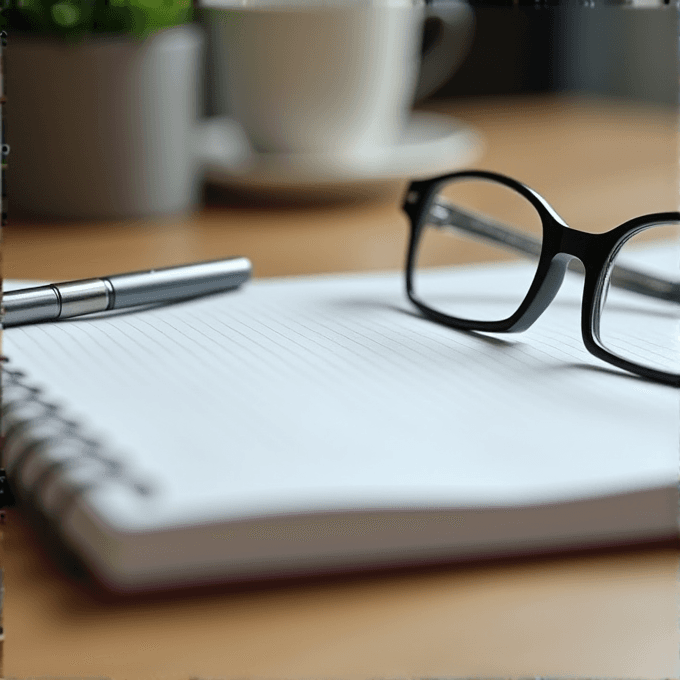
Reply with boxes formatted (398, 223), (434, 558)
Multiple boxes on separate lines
(2, 256), (252, 328)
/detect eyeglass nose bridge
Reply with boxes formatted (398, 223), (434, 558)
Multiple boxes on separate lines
(507, 252), (574, 332)
(508, 225), (605, 333)
(557, 224), (606, 265)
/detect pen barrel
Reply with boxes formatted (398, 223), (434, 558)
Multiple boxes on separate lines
(106, 257), (252, 309)
(2, 285), (60, 327)
(57, 279), (112, 318)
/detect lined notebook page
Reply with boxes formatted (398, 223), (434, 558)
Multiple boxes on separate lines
(3, 262), (678, 534)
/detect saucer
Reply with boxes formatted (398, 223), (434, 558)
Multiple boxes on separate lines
(199, 111), (483, 201)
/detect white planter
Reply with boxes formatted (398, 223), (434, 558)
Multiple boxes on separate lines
(6, 25), (204, 220)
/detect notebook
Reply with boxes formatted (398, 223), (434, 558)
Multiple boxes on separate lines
(2, 255), (678, 593)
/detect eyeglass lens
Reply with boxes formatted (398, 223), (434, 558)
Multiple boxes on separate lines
(597, 223), (680, 375)
(413, 176), (543, 323)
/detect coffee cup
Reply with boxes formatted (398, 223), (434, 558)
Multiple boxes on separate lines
(201, 0), (473, 155)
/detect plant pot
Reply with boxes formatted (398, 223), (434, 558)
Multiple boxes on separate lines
(6, 24), (204, 220)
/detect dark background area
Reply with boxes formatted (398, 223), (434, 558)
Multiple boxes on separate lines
(435, 8), (555, 96)
(431, 5), (679, 105)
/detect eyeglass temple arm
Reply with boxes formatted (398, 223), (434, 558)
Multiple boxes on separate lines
(430, 199), (680, 304)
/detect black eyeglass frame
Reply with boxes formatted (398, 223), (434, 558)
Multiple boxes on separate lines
(403, 170), (680, 387)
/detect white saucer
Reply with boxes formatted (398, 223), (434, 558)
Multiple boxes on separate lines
(199, 111), (483, 201)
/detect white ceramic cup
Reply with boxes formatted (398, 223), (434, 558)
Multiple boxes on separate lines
(202, 0), (473, 155)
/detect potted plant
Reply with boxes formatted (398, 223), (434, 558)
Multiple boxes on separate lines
(3, 0), (206, 219)
(3, 0), (193, 41)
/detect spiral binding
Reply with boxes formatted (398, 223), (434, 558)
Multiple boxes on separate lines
(1, 355), (153, 518)
(0, 467), (15, 509)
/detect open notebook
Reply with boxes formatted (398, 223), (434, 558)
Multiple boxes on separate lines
(2, 257), (678, 592)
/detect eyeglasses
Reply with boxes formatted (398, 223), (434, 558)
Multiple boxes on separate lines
(403, 170), (680, 386)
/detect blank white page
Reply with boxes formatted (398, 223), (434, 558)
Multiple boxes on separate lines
(3, 257), (678, 534)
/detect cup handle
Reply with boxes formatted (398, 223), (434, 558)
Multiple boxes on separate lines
(415, 0), (475, 102)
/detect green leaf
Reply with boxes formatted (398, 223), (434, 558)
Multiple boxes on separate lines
(51, 1), (80, 26)
(6, 0), (191, 37)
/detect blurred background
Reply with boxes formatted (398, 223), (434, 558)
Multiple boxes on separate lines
(198, 3), (679, 132)
(434, 4), (678, 105)
(3, 1), (679, 279)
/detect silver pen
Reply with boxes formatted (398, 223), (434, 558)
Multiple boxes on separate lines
(2, 256), (252, 328)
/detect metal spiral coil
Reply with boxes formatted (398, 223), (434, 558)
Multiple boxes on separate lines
(1, 356), (153, 519)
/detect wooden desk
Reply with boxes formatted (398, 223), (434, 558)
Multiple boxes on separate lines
(2, 95), (679, 679)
